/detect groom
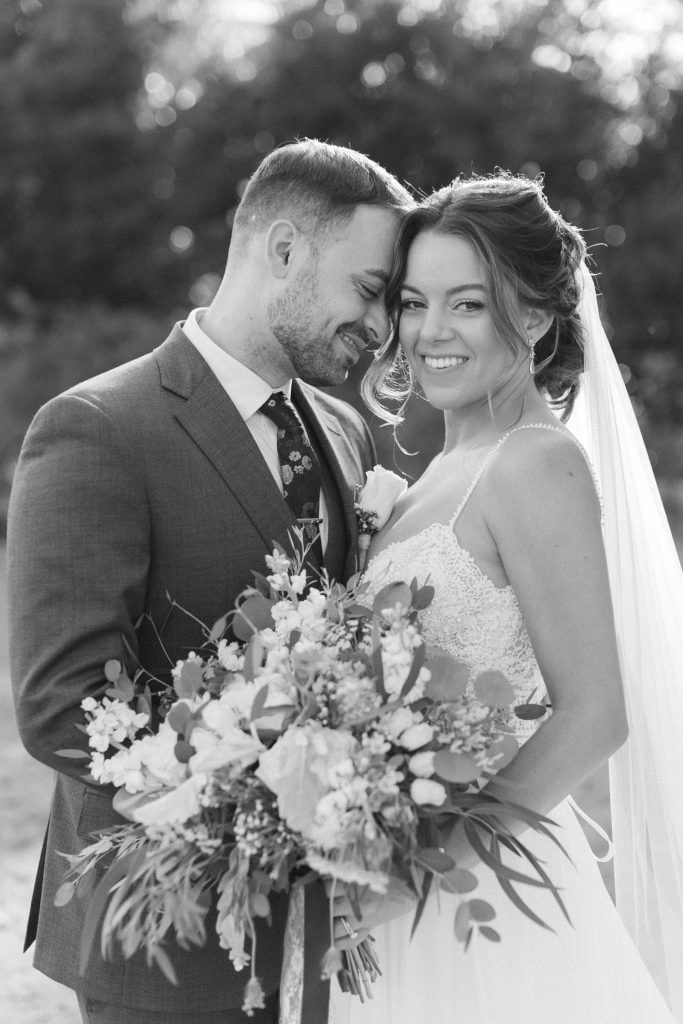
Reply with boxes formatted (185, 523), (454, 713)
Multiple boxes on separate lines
(8, 139), (413, 1024)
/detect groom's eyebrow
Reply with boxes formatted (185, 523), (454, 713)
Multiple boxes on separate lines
(365, 269), (389, 282)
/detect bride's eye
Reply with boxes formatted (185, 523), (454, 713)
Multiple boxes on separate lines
(452, 299), (484, 313)
(400, 297), (424, 312)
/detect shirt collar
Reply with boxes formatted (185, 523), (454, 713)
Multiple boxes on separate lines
(182, 308), (293, 420)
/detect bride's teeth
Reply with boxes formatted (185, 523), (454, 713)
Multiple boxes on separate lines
(424, 355), (467, 369)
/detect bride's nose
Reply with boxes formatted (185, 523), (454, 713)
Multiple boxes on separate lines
(418, 305), (452, 345)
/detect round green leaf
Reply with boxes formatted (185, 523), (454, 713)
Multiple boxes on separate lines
(174, 660), (204, 698)
(479, 925), (501, 942)
(441, 867), (478, 894)
(104, 659), (122, 683)
(419, 846), (455, 873)
(250, 891), (271, 918)
(174, 739), (196, 763)
(433, 750), (479, 783)
(467, 898), (496, 922)
(473, 670), (516, 708)
(233, 594), (274, 641)
(372, 582), (412, 617)
(424, 649), (469, 701)
(486, 733), (519, 771)
(167, 702), (192, 734)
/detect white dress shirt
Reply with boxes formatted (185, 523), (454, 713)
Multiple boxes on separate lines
(181, 308), (328, 548)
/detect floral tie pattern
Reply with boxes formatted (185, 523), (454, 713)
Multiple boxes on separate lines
(259, 391), (322, 539)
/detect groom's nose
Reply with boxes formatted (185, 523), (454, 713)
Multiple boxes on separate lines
(364, 301), (391, 346)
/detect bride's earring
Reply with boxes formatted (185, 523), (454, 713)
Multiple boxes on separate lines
(528, 338), (537, 375)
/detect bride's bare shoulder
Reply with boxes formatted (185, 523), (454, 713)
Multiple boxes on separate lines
(482, 425), (602, 530)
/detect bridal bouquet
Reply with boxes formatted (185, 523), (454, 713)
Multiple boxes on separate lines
(56, 533), (562, 1016)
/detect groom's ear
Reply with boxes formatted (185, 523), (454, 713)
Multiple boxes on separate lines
(524, 306), (554, 343)
(264, 219), (303, 279)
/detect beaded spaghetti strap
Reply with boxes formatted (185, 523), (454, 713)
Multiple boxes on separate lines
(450, 422), (604, 527)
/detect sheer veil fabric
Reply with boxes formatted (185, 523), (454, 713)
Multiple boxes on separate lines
(567, 264), (683, 1019)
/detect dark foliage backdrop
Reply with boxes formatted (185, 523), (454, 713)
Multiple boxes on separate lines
(1, 0), (682, 529)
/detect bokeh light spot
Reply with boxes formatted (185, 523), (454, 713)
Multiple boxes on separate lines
(361, 62), (388, 87)
(169, 226), (195, 253)
(605, 224), (626, 246)
(189, 273), (221, 306)
(293, 19), (314, 40)
(336, 12), (359, 33)
(577, 158), (598, 180)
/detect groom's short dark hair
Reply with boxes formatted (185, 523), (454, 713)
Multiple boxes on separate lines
(232, 138), (414, 244)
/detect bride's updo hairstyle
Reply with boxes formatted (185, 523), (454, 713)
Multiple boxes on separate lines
(363, 172), (587, 422)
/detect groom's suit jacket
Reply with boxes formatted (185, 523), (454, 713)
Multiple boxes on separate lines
(7, 326), (375, 1014)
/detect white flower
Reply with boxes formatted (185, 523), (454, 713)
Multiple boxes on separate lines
(83, 697), (148, 752)
(410, 778), (447, 806)
(399, 723), (434, 751)
(216, 640), (244, 672)
(382, 707), (416, 742)
(201, 682), (256, 735)
(289, 571), (308, 595)
(356, 466), (408, 531)
(188, 725), (265, 775)
(408, 751), (436, 777)
(131, 773), (208, 825)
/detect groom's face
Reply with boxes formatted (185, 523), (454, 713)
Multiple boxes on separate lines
(268, 204), (401, 386)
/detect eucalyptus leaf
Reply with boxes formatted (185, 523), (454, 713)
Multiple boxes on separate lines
(54, 881), (76, 907)
(233, 594), (274, 641)
(411, 584), (435, 610)
(417, 846), (455, 873)
(433, 750), (479, 784)
(174, 739), (196, 763)
(104, 659), (122, 683)
(55, 748), (91, 759)
(514, 703), (548, 720)
(372, 582), (412, 617)
(479, 925), (501, 942)
(454, 900), (471, 942)
(473, 670), (516, 708)
(208, 613), (229, 644)
(467, 898), (496, 922)
(250, 892), (271, 918)
(441, 867), (478, 894)
(174, 660), (204, 699)
(424, 648), (469, 701)
(487, 733), (519, 770)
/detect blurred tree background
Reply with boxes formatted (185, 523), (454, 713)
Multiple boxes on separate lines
(1, 0), (682, 532)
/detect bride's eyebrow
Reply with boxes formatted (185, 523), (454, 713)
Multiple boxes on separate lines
(400, 283), (485, 294)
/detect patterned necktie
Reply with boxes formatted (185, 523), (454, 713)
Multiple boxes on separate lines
(259, 391), (323, 555)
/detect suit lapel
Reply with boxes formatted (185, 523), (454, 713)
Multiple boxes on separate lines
(155, 328), (297, 551)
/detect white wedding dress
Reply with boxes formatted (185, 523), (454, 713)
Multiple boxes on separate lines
(329, 427), (675, 1024)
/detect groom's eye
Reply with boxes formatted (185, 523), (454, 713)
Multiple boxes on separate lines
(357, 280), (382, 299)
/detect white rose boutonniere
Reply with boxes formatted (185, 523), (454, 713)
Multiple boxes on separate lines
(354, 465), (408, 572)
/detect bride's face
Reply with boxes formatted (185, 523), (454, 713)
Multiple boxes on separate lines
(398, 231), (526, 413)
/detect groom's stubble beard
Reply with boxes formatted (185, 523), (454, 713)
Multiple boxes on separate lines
(267, 257), (353, 387)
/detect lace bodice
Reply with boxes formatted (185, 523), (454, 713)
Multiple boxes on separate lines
(365, 424), (601, 738)
(365, 521), (546, 738)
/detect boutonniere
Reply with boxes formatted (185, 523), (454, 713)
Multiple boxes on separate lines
(354, 465), (408, 572)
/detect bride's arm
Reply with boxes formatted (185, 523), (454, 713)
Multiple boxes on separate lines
(444, 429), (628, 868)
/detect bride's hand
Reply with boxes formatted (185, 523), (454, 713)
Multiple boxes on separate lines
(327, 876), (416, 950)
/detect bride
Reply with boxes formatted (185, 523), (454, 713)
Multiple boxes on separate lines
(327, 174), (683, 1023)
